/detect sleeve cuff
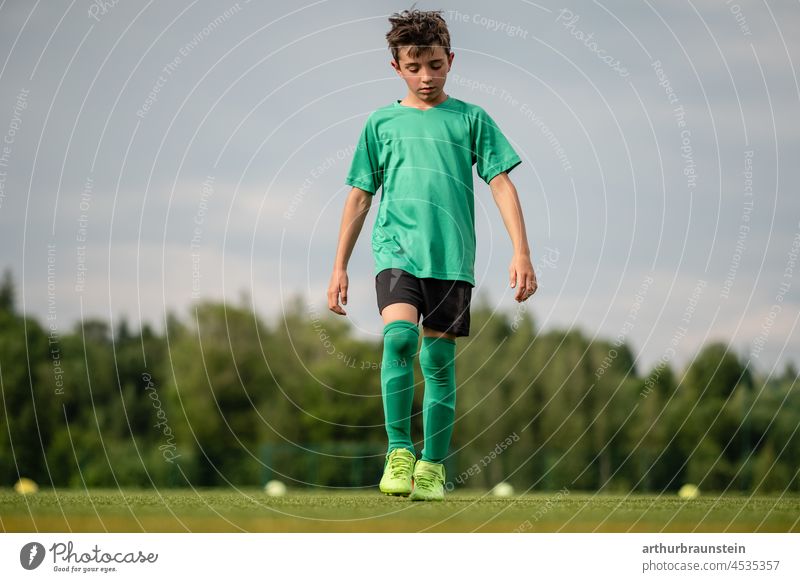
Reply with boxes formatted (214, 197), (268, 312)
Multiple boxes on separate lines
(482, 156), (522, 184)
(345, 179), (376, 194)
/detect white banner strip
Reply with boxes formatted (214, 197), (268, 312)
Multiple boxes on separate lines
(1, 533), (797, 580)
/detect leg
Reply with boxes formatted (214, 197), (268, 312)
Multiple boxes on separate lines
(422, 327), (456, 340)
(419, 324), (457, 464)
(381, 302), (420, 327)
(380, 302), (420, 455)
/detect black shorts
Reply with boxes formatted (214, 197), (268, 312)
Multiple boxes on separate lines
(375, 268), (473, 337)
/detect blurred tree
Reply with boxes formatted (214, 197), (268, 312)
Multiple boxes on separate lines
(0, 269), (797, 492)
(0, 268), (14, 313)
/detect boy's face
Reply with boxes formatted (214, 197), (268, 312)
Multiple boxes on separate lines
(391, 45), (454, 103)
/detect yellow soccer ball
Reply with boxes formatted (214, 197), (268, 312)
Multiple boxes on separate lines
(678, 484), (700, 499)
(264, 480), (287, 497)
(14, 478), (39, 495)
(491, 482), (515, 497)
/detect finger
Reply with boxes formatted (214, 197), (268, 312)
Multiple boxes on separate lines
(509, 267), (516, 288)
(518, 271), (527, 300)
(524, 275), (537, 301)
(516, 274), (525, 301)
(335, 291), (347, 315)
(529, 272), (538, 291)
(341, 284), (348, 305)
(328, 290), (343, 314)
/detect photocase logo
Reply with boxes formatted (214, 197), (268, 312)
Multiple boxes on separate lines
(19, 542), (46, 570)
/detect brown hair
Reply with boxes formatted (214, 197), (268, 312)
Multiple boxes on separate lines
(386, 5), (451, 64)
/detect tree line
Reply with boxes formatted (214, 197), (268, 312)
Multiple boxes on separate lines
(0, 270), (797, 492)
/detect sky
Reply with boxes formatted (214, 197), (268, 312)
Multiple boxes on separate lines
(0, 0), (798, 378)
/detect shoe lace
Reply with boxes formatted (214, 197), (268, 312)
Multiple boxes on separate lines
(387, 451), (412, 478)
(414, 472), (435, 489)
(413, 465), (442, 489)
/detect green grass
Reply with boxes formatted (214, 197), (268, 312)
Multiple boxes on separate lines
(1, 489), (798, 532)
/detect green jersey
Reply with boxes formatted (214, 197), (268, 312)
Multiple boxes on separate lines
(345, 95), (521, 287)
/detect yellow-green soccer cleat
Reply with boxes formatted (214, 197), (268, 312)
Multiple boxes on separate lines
(409, 460), (446, 501)
(379, 448), (416, 496)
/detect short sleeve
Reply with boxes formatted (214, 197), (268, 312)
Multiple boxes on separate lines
(471, 107), (522, 184)
(345, 116), (382, 194)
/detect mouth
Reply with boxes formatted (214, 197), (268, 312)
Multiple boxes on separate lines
(420, 87), (435, 93)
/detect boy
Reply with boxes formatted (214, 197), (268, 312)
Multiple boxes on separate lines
(327, 8), (537, 501)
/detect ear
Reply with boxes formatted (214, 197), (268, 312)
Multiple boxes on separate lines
(390, 59), (401, 75)
(447, 52), (455, 70)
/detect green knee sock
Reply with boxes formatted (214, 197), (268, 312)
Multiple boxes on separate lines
(380, 320), (420, 455)
(419, 335), (457, 464)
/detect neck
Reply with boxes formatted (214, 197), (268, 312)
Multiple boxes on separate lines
(400, 91), (449, 109)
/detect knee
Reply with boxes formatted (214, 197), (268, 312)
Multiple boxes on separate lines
(383, 321), (420, 358)
(419, 337), (456, 372)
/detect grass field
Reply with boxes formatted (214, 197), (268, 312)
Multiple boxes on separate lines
(1, 489), (798, 533)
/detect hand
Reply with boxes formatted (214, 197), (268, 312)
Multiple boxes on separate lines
(328, 268), (349, 315)
(510, 254), (538, 302)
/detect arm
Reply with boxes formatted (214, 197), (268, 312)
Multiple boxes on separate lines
(489, 172), (538, 302)
(328, 186), (373, 315)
